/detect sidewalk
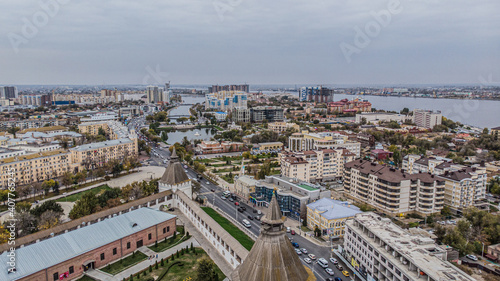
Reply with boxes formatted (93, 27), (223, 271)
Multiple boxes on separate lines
(89, 237), (199, 281)
(172, 209), (234, 277)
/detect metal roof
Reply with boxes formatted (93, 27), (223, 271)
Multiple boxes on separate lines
(0, 208), (176, 280)
(307, 198), (362, 220)
(69, 138), (133, 152)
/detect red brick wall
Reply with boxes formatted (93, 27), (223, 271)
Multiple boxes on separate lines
(20, 217), (176, 281)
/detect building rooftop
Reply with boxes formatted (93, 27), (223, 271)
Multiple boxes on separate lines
(307, 198), (361, 220)
(0, 208), (176, 281)
(19, 125), (67, 134)
(69, 138), (133, 152)
(0, 149), (68, 164)
(350, 212), (475, 281)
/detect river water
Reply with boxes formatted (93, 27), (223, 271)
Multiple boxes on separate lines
(334, 94), (499, 129)
(169, 93), (499, 129)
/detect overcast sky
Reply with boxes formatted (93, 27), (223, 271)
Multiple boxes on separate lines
(1, 0), (499, 85)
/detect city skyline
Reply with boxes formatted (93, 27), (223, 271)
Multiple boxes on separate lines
(1, 0), (499, 85)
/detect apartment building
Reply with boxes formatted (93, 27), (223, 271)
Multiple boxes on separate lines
(234, 175), (259, 200)
(70, 138), (137, 168)
(251, 106), (284, 123)
(288, 131), (361, 158)
(413, 109), (442, 129)
(344, 160), (445, 216)
(299, 86), (334, 103)
(268, 122), (300, 133)
(328, 98), (372, 114)
(232, 107), (251, 123)
(208, 84), (249, 93)
(440, 168), (488, 213)
(0, 150), (76, 189)
(402, 155), (447, 175)
(281, 149), (355, 183)
(205, 91), (248, 111)
(355, 112), (411, 124)
(306, 198), (361, 239)
(343, 212), (475, 281)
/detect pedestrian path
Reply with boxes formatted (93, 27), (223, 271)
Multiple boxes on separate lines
(137, 246), (157, 257)
(83, 269), (113, 281)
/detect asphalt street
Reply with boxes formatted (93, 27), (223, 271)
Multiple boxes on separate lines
(129, 116), (356, 281)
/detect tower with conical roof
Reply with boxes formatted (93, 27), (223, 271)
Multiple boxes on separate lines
(230, 192), (315, 281)
(158, 147), (193, 199)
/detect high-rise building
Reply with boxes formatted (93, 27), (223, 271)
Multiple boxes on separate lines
(413, 109), (442, 129)
(299, 86), (334, 103)
(146, 85), (167, 104)
(205, 91), (247, 111)
(251, 106), (284, 123)
(209, 84), (249, 93)
(288, 131), (361, 158)
(0, 86), (18, 99)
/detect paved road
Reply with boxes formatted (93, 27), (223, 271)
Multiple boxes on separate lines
(130, 116), (355, 280)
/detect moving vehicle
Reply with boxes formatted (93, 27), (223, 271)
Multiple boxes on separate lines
(237, 208), (244, 213)
(235, 202), (240, 206)
(211, 189), (215, 192)
(317, 258), (328, 268)
(342, 271), (349, 277)
(254, 216), (261, 220)
(206, 182), (210, 185)
(247, 215), (254, 220)
(223, 191), (231, 197)
(221, 196), (226, 200)
(336, 264), (343, 271)
(325, 268), (334, 276)
(242, 219), (251, 228)
(330, 258), (338, 264)
(257, 210), (262, 215)
(335, 278), (342, 281)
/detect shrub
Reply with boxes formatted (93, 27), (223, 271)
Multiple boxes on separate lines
(161, 258), (164, 266)
(149, 265), (152, 272)
(155, 261), (158, 269)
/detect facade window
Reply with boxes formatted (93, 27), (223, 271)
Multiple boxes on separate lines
(53, 273), (59, 281)
(163, 227), (166, 234)
(113, 248), (117, 255)
(100, 253), (105, 260)
(148, 233), (152, 240)
(167, 226), (170, 232)
(127, 242), (131, 249)
(69, 266), (74, 274)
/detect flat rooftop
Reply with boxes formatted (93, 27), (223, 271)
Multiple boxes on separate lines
(349, 212), (475, 281)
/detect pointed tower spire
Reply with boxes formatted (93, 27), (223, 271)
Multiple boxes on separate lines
(261, 190), (283, 227)
(170, 146), (178, 161)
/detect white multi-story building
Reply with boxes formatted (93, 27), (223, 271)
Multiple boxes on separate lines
(413, 109), (442, 129)
(355, 112), (411, 124)
(288, 131), (361, 158)
(280, 149), (355, 183)
(205, 91), (247, 111)
(344, 160), (446, 216)
(343, 212), (475, 281)
(146, 85), (169, 104)
(440, 167), (488, 213)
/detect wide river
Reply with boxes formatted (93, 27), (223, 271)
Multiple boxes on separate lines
(173, 94), (499, 129)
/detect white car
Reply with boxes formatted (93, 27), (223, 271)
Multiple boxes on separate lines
(286, 227), (291, 233)
(206, 182), (210, 185)
(330, 258), (338, 264)
(466, 254), (478, 261)
(325, 268), (334, 276)
(300, 248), (308, 254)
(308, 254), (316, 260)
(295, 249), (302, 255)
(303, 258), (312, 264)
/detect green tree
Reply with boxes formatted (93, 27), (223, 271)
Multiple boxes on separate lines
(195, 258), (218, 281)
(69, 192), (98, 219)
(30, 200), (64, 217)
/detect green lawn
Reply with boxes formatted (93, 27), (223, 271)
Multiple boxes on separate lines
(100, 251), (148, 275)
(56, 185), (112, 202)
(221, 174), (235, 184)
(123, 248), (224, 281)
(201, 207), (254, 251)
(148, 226), (189, 252)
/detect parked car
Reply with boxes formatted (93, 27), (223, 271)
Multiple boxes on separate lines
(286, 227), (291, 233)
(295, 249), (302, 255)
(210, 189), (215, 192)
(303, 257), (311, 264)
(325, 268), (334, 276)
(229, 198), (234, 202)
(330, 258), (338, 264)
(206, 182), (210, 185)
(342, 271), (349, 277)
(255, 216), (261, 220)
(247, 215), (254, 220)
(291, 230), (295, 235)
(291, 242), (299, 248)
(308, 254), (316, 260)
(257, 210), (262, 215)
(466, 254), (478, 261)
(235, 202), (240, 206)
(221, 196), (226, 200)
(237, 208), (244, 213)
(241, 206), (246, 211)
(336, 264), (343, 271)
(335, 278), (342, 281)
(300, 248), (307, 254)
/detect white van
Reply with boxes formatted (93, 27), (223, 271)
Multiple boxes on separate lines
(223, 191), (231, 197)
(242, 219), (251, 228)
(318, 258), (329, 268)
